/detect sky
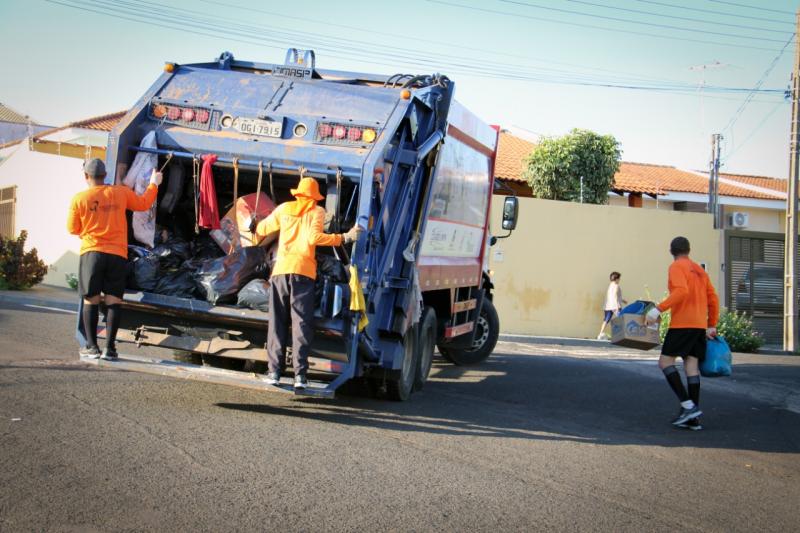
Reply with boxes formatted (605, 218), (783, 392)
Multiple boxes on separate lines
(0, 0), (796, 178)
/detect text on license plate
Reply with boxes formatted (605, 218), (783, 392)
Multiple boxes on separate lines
(235, 118), (283, 138)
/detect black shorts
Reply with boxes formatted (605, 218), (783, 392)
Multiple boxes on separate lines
(79, 251), (127, 298)
(661, 328), (707, 361)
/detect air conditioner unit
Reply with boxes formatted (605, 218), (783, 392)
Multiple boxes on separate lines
(728, 212), (750, 228)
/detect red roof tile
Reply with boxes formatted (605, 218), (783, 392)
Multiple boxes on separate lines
(67, 111), (126, 132)
(494, 131), (536, 183)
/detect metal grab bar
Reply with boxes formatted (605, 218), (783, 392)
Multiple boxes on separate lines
(129, 146), (362, 180)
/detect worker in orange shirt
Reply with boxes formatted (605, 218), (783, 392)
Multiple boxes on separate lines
(67, 158), (161, 360)
(646, 236), (719, 430)
(255, 177), (361, 389)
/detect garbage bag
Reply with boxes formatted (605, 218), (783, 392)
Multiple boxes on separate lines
(131, 253), (160, 292)
(155, 270), (198, 299)
(123, 131), (158, 247)
(193, 234), (226, 261)
(701, 336), (732, 377)
(152, 238), (192, 270)
(211, 192), (277, 254)
(317, 253), (347, 282)
(194, 246), (270, 305)
(237, 279), (270, 312)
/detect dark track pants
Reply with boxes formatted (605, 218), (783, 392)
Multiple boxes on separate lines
(267, 273), (315, 375)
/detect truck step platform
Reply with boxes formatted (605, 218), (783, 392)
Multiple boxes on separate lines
(79, 353), (335, 398)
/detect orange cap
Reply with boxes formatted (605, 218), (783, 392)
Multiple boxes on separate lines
(290, 177), (324, 201)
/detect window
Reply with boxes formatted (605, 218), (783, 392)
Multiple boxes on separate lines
(0, 186), (16, 238)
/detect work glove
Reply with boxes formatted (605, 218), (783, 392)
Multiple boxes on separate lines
(343, 225), (363, 244)
(645, 307), (661, 325)
(706, 327), (717, 339)
(149, 169), (163, 186)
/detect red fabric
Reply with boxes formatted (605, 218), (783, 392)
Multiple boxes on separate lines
(198, 154), (220, 230)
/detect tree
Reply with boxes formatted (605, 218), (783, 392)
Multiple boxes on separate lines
(0, 230), (48, 290)
(523, 128), (621, 204)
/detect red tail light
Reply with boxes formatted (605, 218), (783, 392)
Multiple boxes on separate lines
(347, 127), (362, 141)
(181, 108), (195, 122)
(318, 123), (332, 137)
(195, 109), (210, 123)
(333, 125), (347, 139)
(167, 106), (181, 120)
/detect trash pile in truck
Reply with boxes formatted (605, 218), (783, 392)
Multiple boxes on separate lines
(121, 135), (348, 312)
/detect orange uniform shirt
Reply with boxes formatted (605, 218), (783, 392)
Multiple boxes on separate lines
(657, 256), (719, 329)
(67, 184), (158, 259)
(256, 198), (342, 280)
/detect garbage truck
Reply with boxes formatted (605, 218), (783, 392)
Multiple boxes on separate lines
(84, 49), (519, 400)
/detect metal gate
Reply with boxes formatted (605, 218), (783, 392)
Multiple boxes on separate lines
(726, 231), (789, 345)
(0, 186), (15, 239)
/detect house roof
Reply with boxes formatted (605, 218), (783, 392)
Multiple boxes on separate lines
(0, 103), (37, 125)
(67, 111), (125, 132)
(613, 162), (785, 200)
(494, 131), (536, 183)
(494, 131), (785, 201)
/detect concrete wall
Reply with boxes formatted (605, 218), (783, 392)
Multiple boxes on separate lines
(0, 143), (84, 287)
(488, 195), (721, 338)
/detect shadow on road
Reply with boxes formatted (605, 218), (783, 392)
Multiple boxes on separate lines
(217, 351), (800, 454)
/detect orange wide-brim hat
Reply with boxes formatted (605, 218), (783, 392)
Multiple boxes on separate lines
(290, 177), (324, 201)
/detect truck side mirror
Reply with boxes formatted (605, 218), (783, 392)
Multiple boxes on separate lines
(501, 196), (518, 231)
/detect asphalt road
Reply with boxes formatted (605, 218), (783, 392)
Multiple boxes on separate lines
(1, 300), (799, 532)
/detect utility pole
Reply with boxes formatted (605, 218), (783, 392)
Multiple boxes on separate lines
(783, 9), (800, 353)
(708, 133), (722, 229)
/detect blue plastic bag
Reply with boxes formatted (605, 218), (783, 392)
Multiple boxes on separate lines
(619, 300), (655, 315)
(701, 336), (732, 377)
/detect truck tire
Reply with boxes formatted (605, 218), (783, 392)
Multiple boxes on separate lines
(386, 325), (419, 401)
(438, 298), (499, 366)
(413, 307), (437, 392)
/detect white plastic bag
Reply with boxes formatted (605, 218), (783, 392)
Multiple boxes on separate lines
(124, 131), (158, 247)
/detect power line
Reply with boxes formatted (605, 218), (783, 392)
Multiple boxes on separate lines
(722, 99), (788, 163)
(196, 0), (700, 87)
(496, 0), (788, 42)
(427, 0), (784, 52)
(43, 0), (788, 100)
(722, 34), (794, 134)
(635, 0), (793, 26)
(707, 0), (795, 16)
(560, 0), (792, 34)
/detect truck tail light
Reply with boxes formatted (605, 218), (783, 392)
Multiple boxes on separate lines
(149, 101), (213, 130)
(315, 122), (378, 145)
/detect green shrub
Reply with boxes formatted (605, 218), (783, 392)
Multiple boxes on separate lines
(658, 307), (763, 353)
(717, 309), (763, 353)
(0, 230), (48, 290)
(65, 273), (79, 290)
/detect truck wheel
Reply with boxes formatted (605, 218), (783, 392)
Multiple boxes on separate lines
(386, 325), (419, 401)
(438, 298), (499, 366)
(413, 307), (436, 391)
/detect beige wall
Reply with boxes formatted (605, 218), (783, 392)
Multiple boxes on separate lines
(488, 195), (721, 338)
(721, 205), (783, 234)
(0, 144), (84, 287)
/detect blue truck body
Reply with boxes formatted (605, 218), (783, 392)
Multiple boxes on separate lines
(97, 50), (502, 400)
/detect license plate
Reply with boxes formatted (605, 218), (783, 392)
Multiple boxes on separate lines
(234, 117), (283, 138)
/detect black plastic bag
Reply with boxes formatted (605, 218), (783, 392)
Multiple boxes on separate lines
(317, 253), (347, 282)
(194, 246), (270, 305)
(131, 254), (160, 291)
(152, 238), (192, 269)
(193, 233), (225, 261)
(237, 279), (270, 312)
(155, 270), (198, 298)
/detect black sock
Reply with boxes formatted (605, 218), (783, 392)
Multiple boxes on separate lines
(105, 304), (121, 351)
(662, 365), (689, 402)
(687, 375), (700, 406)
(83, 303), (99, 348)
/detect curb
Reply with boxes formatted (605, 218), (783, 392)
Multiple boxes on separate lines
(499, 334), (613, 348)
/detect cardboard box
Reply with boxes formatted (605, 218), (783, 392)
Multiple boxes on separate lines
(610, 313), (660, 350)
